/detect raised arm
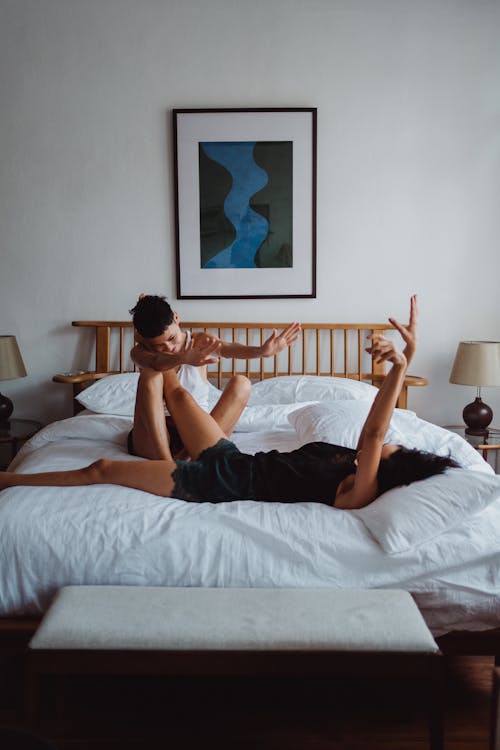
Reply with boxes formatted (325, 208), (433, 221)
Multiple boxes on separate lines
(131, 322), (300, 370)
(334, 337), (408, 510)
(334, 295), (419, 510)
(218, 322), (301, 360)
(356, 294), (418, 453)
(130, 335), (221, 371)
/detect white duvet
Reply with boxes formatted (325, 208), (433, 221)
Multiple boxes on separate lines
(2, 409), (500, 636)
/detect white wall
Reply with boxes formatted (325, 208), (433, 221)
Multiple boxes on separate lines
(1, 0), (499, 427)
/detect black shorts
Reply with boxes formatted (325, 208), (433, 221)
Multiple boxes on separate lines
(172, 439), (256, 503)
(127, 416), (184, 457)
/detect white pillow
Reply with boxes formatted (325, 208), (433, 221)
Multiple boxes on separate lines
(234, 402), (317, 432)
(288, 400), (490, 472)
(353, 469), (500, 554)
(75, 374), (309, 430)
(75, 373), (308, 431)
(289, 400), (404, 449)
(78, 373), (377, 417)
(76, 373), (140, 416)
(77, 371), (213, 417)
(247, 375), (378, 406)
(206, 376), (377, 432)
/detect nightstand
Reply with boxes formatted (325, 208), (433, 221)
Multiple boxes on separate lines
(0, 418), (42, 469)
(443, 425), (500, 473)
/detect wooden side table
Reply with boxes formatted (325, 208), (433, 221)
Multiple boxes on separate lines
(443, 425), (500, 473)
(0, 418), (42, 469)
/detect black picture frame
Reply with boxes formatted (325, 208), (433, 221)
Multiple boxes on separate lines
(173, 108), (317, 299)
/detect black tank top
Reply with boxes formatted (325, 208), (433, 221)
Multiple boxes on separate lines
(251, 442), (357, 505)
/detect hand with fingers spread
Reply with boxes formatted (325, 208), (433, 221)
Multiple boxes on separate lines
(180, 336), (221, 367)
(260, 322), (301, 358)
(191, 331), (220, 351)
(389, 294), (418, 365)
(151, 336), (221, 369)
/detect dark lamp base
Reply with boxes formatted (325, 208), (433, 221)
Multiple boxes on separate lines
(463, 397), (493, 437)
(0, 392), (13, 430)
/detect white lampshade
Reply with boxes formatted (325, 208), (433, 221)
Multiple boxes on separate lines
(0, 335), (27, 381)
(450, 341), (500, 387)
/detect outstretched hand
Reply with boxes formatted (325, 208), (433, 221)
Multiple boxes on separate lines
(183, 335), (221, 366)
(260, 322), (301, 357)
(152, 336), (221, 369)
(389, 294), (418, 364)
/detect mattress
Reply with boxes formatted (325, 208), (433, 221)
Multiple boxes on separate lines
(2, 411), (500, 636)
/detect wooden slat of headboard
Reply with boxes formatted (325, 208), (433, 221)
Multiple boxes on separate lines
(95, 327), (110, 373)
(357, 330), (363, 382)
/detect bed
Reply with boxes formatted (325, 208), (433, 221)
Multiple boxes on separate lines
(2, 321), (500, 655)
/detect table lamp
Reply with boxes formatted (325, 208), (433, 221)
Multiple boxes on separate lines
(450, 340), (500, 436)
(0, 335), (27, 429)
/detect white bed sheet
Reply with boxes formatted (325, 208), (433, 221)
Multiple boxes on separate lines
(2, 413), (500, 636)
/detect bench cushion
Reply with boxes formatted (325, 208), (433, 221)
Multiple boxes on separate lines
(29, 586), (438, 653)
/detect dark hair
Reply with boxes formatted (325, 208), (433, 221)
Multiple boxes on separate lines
(377, 447), (460, 496)
(129, 295), (175, 338)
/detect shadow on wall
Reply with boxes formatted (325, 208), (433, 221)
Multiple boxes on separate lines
(50, 324), (96, 374)
(47, 324), (97, 421)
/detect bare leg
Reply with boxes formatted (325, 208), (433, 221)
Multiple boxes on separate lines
(210, 375), (251, 437)
(0, 458), (177, 498)
(131, 369), (171, 459)
(162, 371), (227, 460)
(132, 370), (250, 459)
(0, 374), (249, 497)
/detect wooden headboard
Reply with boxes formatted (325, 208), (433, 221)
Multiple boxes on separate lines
(53, 320), (428, 413)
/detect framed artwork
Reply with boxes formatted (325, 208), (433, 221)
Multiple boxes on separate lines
(173, 108), (317, 299)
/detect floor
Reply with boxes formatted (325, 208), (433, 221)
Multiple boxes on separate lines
(0, 655), (495, 749)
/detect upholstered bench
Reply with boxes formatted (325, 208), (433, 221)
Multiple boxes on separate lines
(27, 586), (443, 748)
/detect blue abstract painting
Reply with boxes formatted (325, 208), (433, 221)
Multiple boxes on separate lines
(199, 141), (293, 269)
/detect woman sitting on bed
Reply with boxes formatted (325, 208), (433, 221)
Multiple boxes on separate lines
(0, 296), (458, 508)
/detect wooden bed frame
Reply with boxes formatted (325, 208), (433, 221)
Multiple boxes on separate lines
(52, 320), (428, 413)
(2, 321), (499, 659)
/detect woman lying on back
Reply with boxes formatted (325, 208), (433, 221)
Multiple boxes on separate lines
(0, 296), (458, 507)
